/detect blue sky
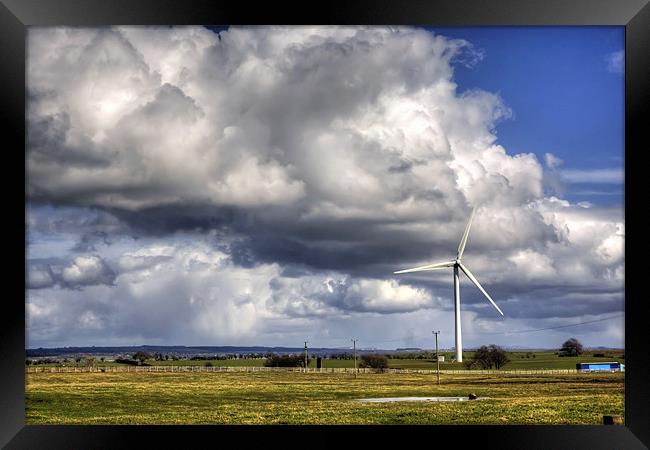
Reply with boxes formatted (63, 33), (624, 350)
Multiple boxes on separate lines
(26, 26), (625, 350)
(428, 26), (624, 206)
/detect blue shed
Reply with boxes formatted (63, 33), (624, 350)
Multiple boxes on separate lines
(576, 362), (624, 372)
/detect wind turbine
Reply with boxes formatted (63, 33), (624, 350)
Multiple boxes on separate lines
(393, 207), (503, 363)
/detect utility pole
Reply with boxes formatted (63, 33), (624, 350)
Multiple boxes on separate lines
(304, 341), (308, 373)
(351, 339), (358, 378)
(432, 331), (440, 385)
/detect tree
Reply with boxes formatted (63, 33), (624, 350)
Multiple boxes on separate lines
(559, 338), (583, 357)
(471, 346), (492, 369)
(359, 354), (389, 371)
(490, 346), (510, 369)
(465, 345), (510, 369)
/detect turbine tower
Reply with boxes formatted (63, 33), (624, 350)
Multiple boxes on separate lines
(394, 207), (503, 363)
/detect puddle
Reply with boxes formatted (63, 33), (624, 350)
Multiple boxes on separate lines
(354, 396), (486, 403)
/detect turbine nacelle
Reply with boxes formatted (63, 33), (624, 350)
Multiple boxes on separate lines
(394, 207), (501, 315)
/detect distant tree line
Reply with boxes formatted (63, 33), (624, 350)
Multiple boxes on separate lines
(25, 358), (60, 365)
(385, 352), (437, 360)
(26, 356), (99, 366)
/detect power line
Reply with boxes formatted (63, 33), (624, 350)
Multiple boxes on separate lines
(473, 314), (624, 335)
(301, 314), (623, 347)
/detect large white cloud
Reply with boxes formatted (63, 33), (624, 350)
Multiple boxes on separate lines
(27, 26), (537, 219)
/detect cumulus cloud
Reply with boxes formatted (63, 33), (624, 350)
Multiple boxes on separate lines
(61, 255), (116, 288)
(25, 26), (624, 348)
(27, 254), (116, 290)
(27, 27), (525, 218)
(269, 275), (437, 315)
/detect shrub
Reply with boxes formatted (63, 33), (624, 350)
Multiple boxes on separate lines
(115, 358), (140, 366)
(463, 358), (479, 369)
(263, 354), (307, 368)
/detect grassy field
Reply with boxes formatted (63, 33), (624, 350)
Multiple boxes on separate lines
(387, 352), (625, 370)
(26, 371), (624, 425)
(28, 350), (625, 371)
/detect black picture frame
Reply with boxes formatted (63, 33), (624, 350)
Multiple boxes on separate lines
(2, 0), (648, 448)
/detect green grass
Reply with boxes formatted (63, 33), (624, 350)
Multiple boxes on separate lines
(387, 352), (625, 370)
(28, 350), (625, 371)
(26, 371), (624, 425)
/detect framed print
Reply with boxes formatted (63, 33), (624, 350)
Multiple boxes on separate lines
(2, 0), (649, 448)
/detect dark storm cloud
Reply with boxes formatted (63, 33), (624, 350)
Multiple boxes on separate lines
(98, 200), (463, 275)
(27, 204), (128, 236)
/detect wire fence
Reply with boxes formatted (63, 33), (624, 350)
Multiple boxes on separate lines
(25, 365), (584, 375)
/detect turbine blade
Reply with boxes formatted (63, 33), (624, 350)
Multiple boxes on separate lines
(457, 207), (477, 260)
(394, 261), (455, 274)
(458, 262), (504, 316)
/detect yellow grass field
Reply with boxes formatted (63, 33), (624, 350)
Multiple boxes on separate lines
(26, 371), (624, 425)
